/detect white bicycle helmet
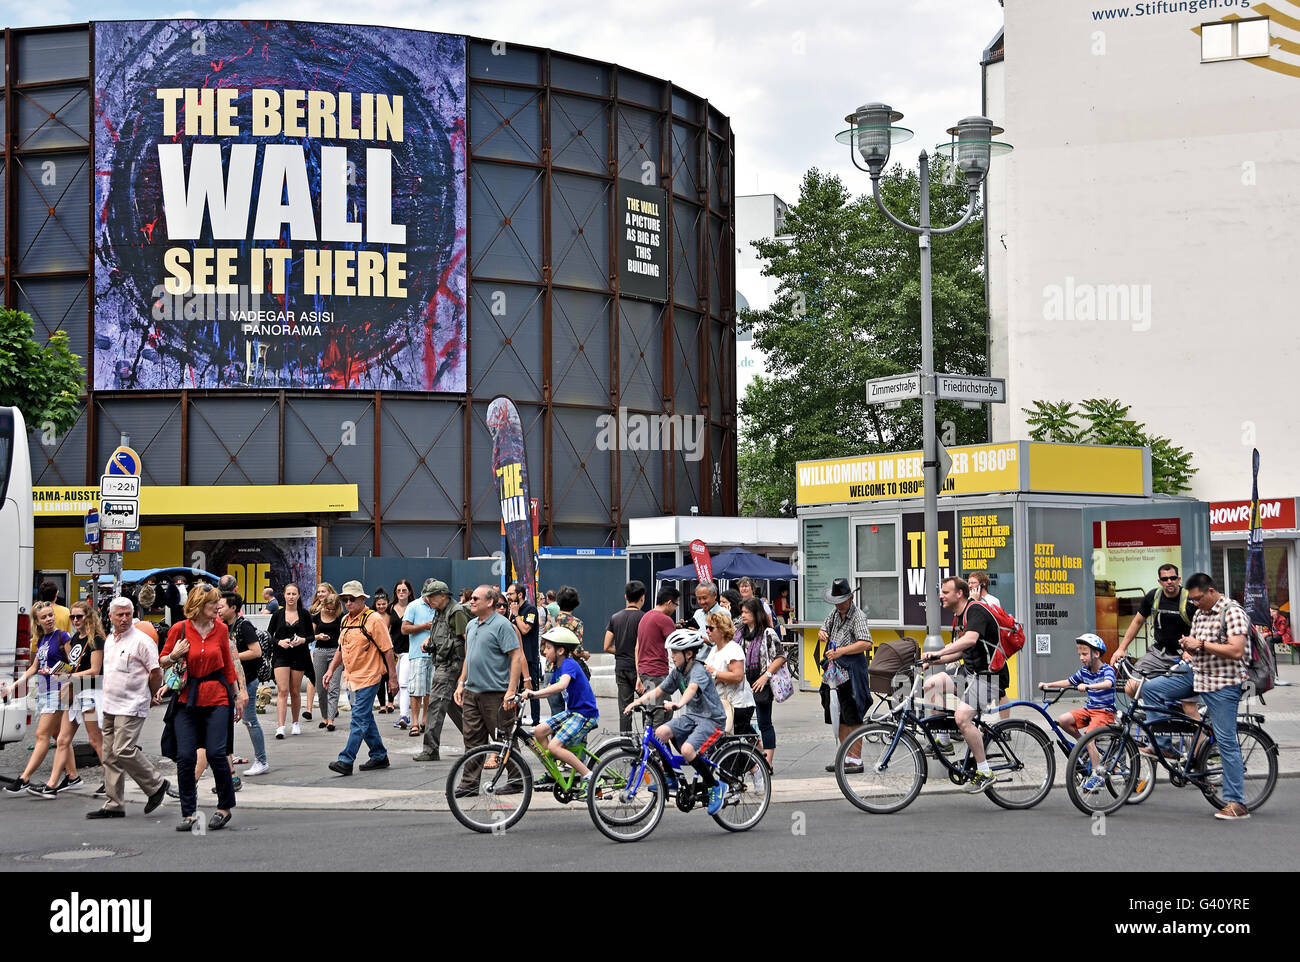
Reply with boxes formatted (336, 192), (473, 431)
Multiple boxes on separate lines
(1075, 632), (1107, 654)
(664, 628), (708, 653)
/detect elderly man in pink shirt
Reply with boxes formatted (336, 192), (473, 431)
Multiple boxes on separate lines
(86, 598), (171, 819)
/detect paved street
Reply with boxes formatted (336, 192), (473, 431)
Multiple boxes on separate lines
(3, 661), (1297, 869)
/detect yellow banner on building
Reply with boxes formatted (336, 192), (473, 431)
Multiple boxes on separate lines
(796, 443), (1021, 506)
(33, 484), (358, 517)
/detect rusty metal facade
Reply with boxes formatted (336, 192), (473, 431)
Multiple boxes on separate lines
(8, 27), (736, 558)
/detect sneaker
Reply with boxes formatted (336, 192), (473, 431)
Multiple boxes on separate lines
(359, 756), (390, 771)
(535, 773), (557, 789)
(397, 716), (409, 729)
(963, 769), (995, 794)
(55, 774), (83, 792)
(243, 761), (270, 777)
(27, 782), (59, 799)
(412, 751), (439, 762)
(927, 740), (956, 757)
(842, 760), (864, 774)
(291, 722), (301, 736)
(3, 778), (29, 795)
(93, 783), (107, 798)
(1081, 774), (1106, 793)
(706, 781), (727, 815)
(1214, 802), (1250, 820)
(575, 776), (592, 799)
(275, 726), (286, 740)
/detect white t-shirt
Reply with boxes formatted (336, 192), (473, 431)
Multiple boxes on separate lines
(100, 626), (160, 718)
(706, 641), (755, 709)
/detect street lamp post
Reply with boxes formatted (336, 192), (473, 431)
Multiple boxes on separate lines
(838, 105), (1011, 653)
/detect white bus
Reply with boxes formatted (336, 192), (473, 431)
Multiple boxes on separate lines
(0, 406), (34, 750)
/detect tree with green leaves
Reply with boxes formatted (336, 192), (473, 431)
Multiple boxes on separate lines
(739, 163), (989, 516)
(0, 307), (84, 437)
(1022, 398), (1196, 495)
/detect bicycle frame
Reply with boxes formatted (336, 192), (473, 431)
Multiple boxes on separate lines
(617, 709), (727, 802)
(867, 666), (1028, 782)
(999, 687), (1075, 757)
(485, 698), (604, 795)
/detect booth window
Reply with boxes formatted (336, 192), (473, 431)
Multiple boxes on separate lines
(1201, 18), (1270, 62)
(854, 520), (901, 622)
(1220, 544), (1290, 611)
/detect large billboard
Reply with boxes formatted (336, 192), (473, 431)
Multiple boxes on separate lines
(93, 20), (467, 392)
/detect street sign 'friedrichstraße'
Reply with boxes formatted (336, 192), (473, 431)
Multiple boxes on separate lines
(866, 373), (923, 404)
(935, 374), (1006, 403)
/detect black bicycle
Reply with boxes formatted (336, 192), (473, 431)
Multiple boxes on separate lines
(1064, 658), (1279, 816)
(834, 661), (1055, 813)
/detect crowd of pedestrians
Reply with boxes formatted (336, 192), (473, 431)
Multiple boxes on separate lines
(4, 574), (807, 831)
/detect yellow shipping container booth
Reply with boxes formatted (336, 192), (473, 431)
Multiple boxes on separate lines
(791, 441), (1212, 698)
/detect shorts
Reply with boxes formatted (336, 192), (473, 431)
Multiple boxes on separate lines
(37, 686), (66, 715)
(408, 657), (433, 697)
(541, 710), (598, 749)
(666, 714), (724, 755)
(1132, 647), (1182, 678)
(1068, 708), (1116, 733)
(958, 671), (1000, 714)
(838, 686), (866, 727)
(70, 688), (103, 726)
(273, 646), (313, 674)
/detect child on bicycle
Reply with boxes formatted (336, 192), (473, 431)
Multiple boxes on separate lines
(521, 626), (599, 789)
(624, 628), (729, 815)
(1040, 633), (1116, 792)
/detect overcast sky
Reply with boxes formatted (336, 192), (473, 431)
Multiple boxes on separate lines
(4, 0), (1006, 203)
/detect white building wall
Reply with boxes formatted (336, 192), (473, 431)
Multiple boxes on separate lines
(987, 0), (1300, 500)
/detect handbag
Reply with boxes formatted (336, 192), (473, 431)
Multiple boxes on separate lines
(771, 663), (795, 703)
(162, 619), (189, 690)
(822, 656), (848, 690)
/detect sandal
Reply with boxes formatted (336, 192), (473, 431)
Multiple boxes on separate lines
(408, 725), (422, 736)
(209, 810), (232, 831)
(232, 756), (249, 765)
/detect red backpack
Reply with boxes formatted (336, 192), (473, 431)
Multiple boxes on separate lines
(963, 600), (1026, 673)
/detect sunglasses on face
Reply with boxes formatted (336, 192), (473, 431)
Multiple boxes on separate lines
(1159, 575), (1179, 582)
(339, 595), (356, 603)
(70, 614), (85, 620)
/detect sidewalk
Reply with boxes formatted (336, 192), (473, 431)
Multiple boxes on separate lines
(5, 662), (1298, 812)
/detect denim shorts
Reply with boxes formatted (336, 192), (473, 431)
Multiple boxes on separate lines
(408, 657), (433, 697)
(37, 686), (66, 715)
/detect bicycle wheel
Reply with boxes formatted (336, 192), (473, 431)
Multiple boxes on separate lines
(983, 719), (1055, 810)
(835, 723), (926, 814)
(1065, 726), (1138, 816)
(710, 743), (771, 832)
(1126, 753), (1157, 805)
(1193, 722), (1278, 812)
(586, 749), (665, 843)
(445, 744), (534, 834)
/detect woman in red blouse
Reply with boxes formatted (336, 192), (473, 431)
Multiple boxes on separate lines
(160, 584), (246, 831)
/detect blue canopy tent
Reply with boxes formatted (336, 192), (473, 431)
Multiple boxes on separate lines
(95, 567), (220, 586)
(655, 547), (796, 581)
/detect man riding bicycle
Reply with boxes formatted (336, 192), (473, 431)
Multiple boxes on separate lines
(921, 577), (1002, 793)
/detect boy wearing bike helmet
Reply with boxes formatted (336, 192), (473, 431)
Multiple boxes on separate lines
(625, 628), (729, 815)
(1040, 633), (1116, 791)
(522, 626), (599, 787)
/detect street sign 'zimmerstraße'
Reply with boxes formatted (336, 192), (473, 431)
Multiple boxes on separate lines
(866, 373), (923, 404)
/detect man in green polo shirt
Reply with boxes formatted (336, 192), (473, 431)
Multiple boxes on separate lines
(453, 586), (525, 796)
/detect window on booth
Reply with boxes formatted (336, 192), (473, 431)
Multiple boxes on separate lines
(1222, 544), (1290, 611)
(854, 520), (900, 622)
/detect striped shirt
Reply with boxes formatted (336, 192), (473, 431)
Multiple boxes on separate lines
(1190, 599), (1249, 693)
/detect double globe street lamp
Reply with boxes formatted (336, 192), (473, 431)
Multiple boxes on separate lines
(836, 104), (1012, 653)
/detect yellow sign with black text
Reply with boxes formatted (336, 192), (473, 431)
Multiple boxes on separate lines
(33, 484), (358, 517)
(796, 443), (1021, 506)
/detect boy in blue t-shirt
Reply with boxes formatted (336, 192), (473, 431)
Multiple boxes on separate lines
(1039, 632), (1117, 793)
(521, 626), (599, 784)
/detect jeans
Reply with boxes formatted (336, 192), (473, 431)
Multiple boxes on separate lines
(312, 648), (341, 720)
(525, 657), (542, 725)
(243, 680), (268, 765)
(175, 704), (236, 816)
(754, 698), (777, 751)
(337, 682), (385, 767)
(1200, 684), (1245, 805)
(423, 665), (463, 754)
(1138, 662), (1194, 754)
(615, 668), (639, 733)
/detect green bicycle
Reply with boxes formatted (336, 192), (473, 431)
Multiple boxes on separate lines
(445, 693), (631, 833)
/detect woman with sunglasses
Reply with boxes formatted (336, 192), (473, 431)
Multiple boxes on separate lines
(268, 584), (313, 738)
(704, 610), (754, 735)
(4, 602), (72, 796)
(739, 596), (786, 766)
(390, 580), (415, 728)
(310, 584), (342, 732)
(31, 601), (108, 798)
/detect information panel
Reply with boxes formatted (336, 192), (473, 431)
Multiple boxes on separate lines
(802, 516), (850, 625)
(617, 180), (668, 302)
(93, 20), (467, 392)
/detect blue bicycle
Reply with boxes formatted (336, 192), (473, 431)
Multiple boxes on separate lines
(1001, 684), (1156, 805)
(585, 706), (771, 842)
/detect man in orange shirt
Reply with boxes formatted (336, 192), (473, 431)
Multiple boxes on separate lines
(323, 581), (398, 776)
